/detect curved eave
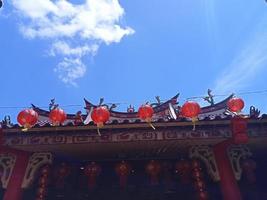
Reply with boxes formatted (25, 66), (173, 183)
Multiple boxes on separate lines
(31, 104), (87, 119)
(200, 94), (234, 113)
(84, 94), (179, 118)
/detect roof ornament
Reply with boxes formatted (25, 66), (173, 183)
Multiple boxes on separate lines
(49, 98), (59, 111)
(98, 98), (116, 111)
(127, 105), (135, 113)
(203, 89), (215, 106)
(249, 106), (260, 118)
(151, 96), (161, 107)
(1, 115), (13, 128)
(0, 0), (3, 9)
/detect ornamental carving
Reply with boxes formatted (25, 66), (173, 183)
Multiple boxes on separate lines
(228, 145), (252, 180)
(189, 145), (220, 181)
(21, 152), (53, 188)
(0, 153), (16, 188)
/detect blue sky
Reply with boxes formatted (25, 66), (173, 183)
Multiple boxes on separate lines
(0, 0), (267, 121)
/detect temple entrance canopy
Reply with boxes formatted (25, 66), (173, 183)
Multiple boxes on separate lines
(1, 93), (267, 200)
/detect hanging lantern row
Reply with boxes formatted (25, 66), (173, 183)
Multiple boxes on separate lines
(17, 109), (39, 131)
(17, 107), (67, 131)
(16, 97), (245, 132)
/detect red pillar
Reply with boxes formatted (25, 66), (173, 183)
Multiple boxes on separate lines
(213, 140), (242, 200)
(1, 128), (31, 200)
(2, 150), (30, 200)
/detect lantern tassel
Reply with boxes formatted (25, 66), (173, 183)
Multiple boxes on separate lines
(192, 117), (198, 131)
(149, 122), (156, 130)
(22, 127), (28, 132)
(146, 118), (156, 130)
(97, 127), (101, 136)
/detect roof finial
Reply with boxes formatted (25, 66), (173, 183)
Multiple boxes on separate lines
(49, 98), (59, 111)
(203, 89), (215, 105)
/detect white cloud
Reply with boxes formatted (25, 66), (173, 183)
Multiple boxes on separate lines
(11, 0), (134, 84)
(54, 57), (86, 86)
(214, 16), (267, 94)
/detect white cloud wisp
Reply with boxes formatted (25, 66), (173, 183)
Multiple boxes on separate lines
(214, 16), (267, 94)
(11, 0), (134, 85)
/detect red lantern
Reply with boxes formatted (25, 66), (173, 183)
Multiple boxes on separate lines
(146, 160), (161, 185)
(38, 176), (48, 186)
(241, 159), (256, 184)
(194, 180), (206, 190)
(138, 104), (155, 129)
(115, 161), (132, 188)
(162, 161), (172, 188)
(198, 191), (208, 200)
(0, 167), (3, 188)
(17, 109), (38, 130)
(54, 163), (70, 189)
(41, 166), (50, 176)
(49, 108), (66, 126)
(227, 97), (244, 113)
(181, 101), (201, 130)
(91, 106), (110, 135)
(84, 162), (101, 190)
(231, 116), (248, 144)
(175, 160), (191, 184)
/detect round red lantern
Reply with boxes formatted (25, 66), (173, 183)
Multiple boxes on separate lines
(227, 97), (244, 113)
(175, 160), (191, 184)
(17, 109), (39, 130)
(115, 161), (132, 188)
(91, 106), (110, 135)
(181, 101), (201, 130)
(241, 159), (257, 184)
(38, 176), (48, 186)
(146, 160), (161, 185)
(138, 104), (155, 129)
(49, 108), (66, 126)
(198, 191), (208, 200)
(84, 162), (101, 190)
(0, 167), (3, 188)
(54, 163), (70, 189)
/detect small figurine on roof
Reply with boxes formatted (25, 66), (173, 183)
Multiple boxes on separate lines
(203, 89), (215, 106)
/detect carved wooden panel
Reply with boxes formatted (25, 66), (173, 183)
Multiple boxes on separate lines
(0, 153), (16, 188)
(189, 145), (220, 181)
(21, 152), (53, 188)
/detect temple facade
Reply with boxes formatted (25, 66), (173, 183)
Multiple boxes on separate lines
(0, 94), (267, 200)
